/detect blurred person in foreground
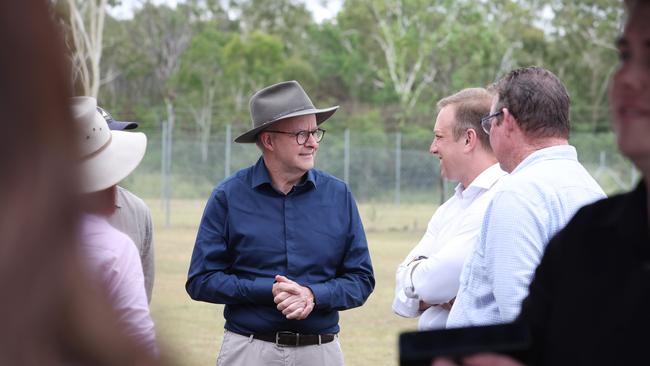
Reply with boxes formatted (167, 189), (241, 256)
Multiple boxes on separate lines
(0, 1), (159, 365)
(186, 80), (375, 366)
(72, 96), (158, 355)
(99, 107), (156, 303)
(446, 66), (606, 328)
(393, 88), (506, 330)
(433, 0), (650, 364)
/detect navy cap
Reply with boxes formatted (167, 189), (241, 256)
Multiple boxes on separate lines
(97, 106), (139, 131)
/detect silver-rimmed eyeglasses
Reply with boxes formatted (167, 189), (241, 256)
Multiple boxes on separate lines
(480, 110), (503, 135)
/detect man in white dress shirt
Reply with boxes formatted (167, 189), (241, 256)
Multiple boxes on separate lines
(393, 87), (506, 330)
(446, 67), (605, 328)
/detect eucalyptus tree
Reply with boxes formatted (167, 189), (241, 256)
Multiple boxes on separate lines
(175, 25), (228, 162)
(124, 3), (192, 212)
(220, 31), (287, 131)
(225, 0), (314, 54)
(336, 0), (446, 129)
(170, 0), (237, 163)
(127, 2), (192, 135)
(52, 0), (111, 97)
(334, 0), (510, 130)
(545, 0), (624, 132)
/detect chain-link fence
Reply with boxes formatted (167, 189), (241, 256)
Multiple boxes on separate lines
(122, 126), (638, 225)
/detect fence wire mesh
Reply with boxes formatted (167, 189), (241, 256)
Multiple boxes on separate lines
(123, 127), (638, 219)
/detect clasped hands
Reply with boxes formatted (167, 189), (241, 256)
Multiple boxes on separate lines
(272, 275), (315, 320)
(419, 297), (455, 312)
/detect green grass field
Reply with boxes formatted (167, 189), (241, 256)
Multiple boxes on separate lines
(148, 199), (436, 366)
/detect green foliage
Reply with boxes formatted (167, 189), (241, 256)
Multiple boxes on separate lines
(281, 57), (318, 91)
(547, 1), (624, 133)
(98, 0), (625, 141)
(222, 31), (285, 87)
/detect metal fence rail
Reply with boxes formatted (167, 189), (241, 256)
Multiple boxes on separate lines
(122, 127), (638, 227)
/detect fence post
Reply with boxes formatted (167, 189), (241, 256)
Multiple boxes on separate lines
(225, 124), (232, 179)
(161, 120), (167, 210)
(344, 128), (350, 184)
(395, 131), (401, 206)
(161, 120), (171, 228)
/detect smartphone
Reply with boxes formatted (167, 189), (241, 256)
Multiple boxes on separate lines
(398, 322), (530, 366)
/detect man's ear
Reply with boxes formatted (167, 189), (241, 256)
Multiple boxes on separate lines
(259, 132), (274, 151)
(464, 128), (478, 151)
(502, 108), (518, 134)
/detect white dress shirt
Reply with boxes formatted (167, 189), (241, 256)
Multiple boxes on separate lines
(447, 145), (606, 328)
(393, 164), (506, 330)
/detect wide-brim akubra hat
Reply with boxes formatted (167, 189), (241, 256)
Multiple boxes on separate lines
(234, 80), (339, 143)
(71, 96), (147, 193)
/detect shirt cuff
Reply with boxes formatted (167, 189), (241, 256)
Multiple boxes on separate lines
(249, 277), (276, 304)
(393, 290), (421, 318)
(308, 283), (331, 310)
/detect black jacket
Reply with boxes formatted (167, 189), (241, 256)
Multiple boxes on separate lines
(520, 180), (650, 365)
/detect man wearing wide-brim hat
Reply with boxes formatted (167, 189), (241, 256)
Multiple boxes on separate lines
(97, 105), (156, 304)
(72, 96), (158, 356)
(186, 80), (375, 366)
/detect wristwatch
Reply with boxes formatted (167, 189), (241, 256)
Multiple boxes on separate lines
(404, 256), (427, 298)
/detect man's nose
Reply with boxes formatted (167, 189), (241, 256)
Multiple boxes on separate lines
(429, 140), (437, 155)
(304, 131), (318, 147)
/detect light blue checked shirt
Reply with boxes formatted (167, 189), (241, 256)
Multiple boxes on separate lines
(446, 145), (606, 328)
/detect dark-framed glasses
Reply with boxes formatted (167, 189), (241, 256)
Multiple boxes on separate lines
(265, 128), (326, 145)
(480, 110), (503, 135)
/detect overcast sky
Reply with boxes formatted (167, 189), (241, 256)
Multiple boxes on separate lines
(108, 0), (343, 23)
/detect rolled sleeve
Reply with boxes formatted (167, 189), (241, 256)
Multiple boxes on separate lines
(412, 228), (477, 305)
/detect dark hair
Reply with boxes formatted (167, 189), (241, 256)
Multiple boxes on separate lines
(493, 66), (570, 139)
(437, 87), (494, 151)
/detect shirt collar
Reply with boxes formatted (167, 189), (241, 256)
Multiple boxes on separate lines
(251, 157), (273, 189)
(251, 156), (317, 191)
(455, 163), (507, 199)
(114, 186), (123, 209)
(511, 144), (577, 175)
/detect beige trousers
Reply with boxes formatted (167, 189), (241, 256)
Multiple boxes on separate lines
(216, 330), (345, 366)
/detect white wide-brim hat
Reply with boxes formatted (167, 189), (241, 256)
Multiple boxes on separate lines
(71, 96), (147, 194)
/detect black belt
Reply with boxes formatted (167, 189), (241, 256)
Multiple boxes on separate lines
(234, 330), (336, 346)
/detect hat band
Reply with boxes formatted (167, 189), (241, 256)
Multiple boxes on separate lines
(80, 134), (112, 161)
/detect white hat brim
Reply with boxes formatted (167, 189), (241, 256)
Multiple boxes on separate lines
(79, 130), (147, 193)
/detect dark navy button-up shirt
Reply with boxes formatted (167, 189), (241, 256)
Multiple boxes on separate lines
(186, 157), (375, 335)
